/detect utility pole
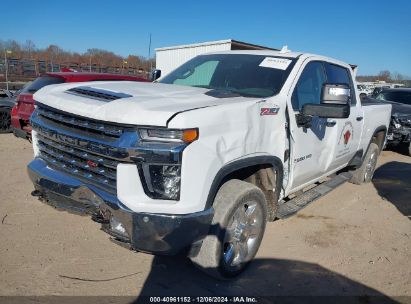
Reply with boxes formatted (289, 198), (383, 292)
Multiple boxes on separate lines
(4, 50), (11, 91)
(148, 33), (152, 73)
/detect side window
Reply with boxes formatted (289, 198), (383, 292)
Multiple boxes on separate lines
(291, 61), (326, 111)
(173, 60), (218, 87)
(324, 63), (356, 105)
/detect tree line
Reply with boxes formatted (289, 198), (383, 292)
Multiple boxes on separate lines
(0, 39), (155, 81)
(356, 70), (408, 84)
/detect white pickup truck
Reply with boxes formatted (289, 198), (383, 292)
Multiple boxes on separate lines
(28, 50), (391, 279)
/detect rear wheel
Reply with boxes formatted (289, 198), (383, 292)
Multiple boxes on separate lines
(350, 143), (380, 184)
(0, 108), (11, 133)
(190, 179), (267, 279)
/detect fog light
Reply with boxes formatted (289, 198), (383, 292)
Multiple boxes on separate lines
(163, 175), (181, 199)
(110, 216), (129, 239)
(147, 165), (181, 200)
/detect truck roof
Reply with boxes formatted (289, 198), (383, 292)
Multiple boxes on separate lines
(205, 50), (356, 71)
(205, 49), (303, 58)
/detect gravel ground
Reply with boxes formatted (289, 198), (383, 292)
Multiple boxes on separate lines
(0, 133), (410, 301)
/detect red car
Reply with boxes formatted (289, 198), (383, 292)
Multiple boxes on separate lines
(11, 72), (149, 139)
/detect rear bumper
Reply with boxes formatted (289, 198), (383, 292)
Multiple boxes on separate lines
(27, 158), (214, 255)
(12, 126), (28, 139)
(11, 111), (31, 138)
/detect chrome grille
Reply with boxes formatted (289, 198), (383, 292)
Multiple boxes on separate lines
(32, 104), (137, 194)
(37, 134), (118, 193)
(37, 106), (126, 137)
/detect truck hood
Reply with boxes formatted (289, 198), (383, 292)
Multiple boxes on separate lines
(389, 101), (411, 116)
(33, 81), (257, 126)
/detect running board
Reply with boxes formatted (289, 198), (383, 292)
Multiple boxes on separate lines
(277, 172), (352, 219)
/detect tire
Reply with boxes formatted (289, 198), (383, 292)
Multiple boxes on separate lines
(350, 143), (380, 184)
(0, 107), (11, 134)
(190, 179), (268, 280)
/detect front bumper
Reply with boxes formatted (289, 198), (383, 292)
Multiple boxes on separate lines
(386, 126), (411, 146)
(28, 158), (214, 255)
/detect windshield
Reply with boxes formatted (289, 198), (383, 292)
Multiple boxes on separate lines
(376, 91), (411, 105)
(22, 76), (65, 94)
(159, 54), (296, 98)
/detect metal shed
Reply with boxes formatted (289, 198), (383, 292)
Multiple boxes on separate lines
(155, 39), (278, 76)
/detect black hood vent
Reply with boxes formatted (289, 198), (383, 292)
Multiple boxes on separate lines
(66, 86), (132, 102)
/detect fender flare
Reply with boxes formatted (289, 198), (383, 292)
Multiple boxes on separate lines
(204, 155), (283, 209)
(349, 125), (388, 168)
(367, 126), (387, 153)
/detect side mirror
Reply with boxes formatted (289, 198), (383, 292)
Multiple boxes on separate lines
(302, 103), (350, 119)
(321, 83), (351, 104)
(296, 83), (351, 127)
(150, 69), (161, 81)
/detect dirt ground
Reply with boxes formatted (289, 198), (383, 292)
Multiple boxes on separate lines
(0, 133), (410, 300)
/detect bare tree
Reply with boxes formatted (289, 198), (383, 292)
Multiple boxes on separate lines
(392, 71), (404, 82)
(24, 40), (36, 59)
(378, 70), (391, 82)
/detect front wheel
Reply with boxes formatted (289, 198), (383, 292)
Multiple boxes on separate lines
(190, 179), (267, 279)
(0, 108), (11, 133)
(350, 143), (380, 184)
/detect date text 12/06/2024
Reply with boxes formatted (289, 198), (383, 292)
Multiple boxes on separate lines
(149, 296), (258, 303)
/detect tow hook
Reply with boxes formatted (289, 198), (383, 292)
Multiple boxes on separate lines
(91, 208), (110, 224)
(31, 190), (43, 197)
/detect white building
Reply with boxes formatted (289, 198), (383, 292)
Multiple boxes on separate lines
(155, 39), (278, 76)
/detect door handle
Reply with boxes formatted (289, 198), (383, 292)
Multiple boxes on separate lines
(356, 116), (364, 121)
(326, 120), (337, 127)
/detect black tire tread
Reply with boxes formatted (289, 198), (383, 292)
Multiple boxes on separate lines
(190, 179), (267, 280)
(0, 107), (12, 134)
(350, 143), (379, 185)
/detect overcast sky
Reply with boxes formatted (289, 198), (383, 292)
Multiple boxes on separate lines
(2, 0), (410, 76)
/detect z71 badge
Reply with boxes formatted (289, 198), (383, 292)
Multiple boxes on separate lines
(260, 107), (280, 116)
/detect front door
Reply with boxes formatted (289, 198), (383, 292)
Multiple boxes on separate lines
(288, 60), (339, 189)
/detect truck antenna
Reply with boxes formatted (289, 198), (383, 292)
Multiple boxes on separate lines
(280, 45), (290, 53)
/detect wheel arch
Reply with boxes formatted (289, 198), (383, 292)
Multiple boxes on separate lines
(0, 100), (16, 108)
(358, 126), (387, 164)
(204, 155), (283, 212)
(369, 126), (387, 153)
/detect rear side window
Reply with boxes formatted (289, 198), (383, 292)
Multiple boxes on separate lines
(324, 63), (356, 105)
(22, 76), (65, 94)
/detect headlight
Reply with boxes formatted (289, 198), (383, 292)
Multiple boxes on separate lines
(139, 128), (198, 143)
(391, 117), (401, 129)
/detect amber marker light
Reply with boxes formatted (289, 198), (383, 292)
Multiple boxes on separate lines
(182, 129), (199, 143)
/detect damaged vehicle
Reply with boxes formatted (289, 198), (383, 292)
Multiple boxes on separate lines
(0, 89), (19, 133)
(27, 50), (391, 279)
(375, 88), (411, 156)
